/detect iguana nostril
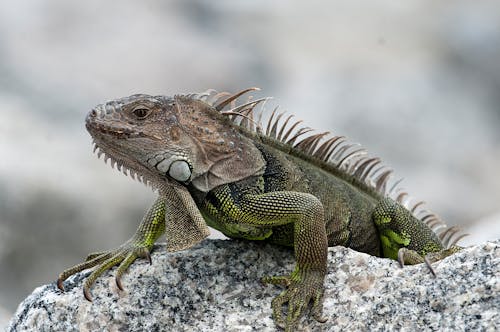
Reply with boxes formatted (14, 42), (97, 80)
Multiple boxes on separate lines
(105, 103), (115, 115)
(86, 109), (97, 127)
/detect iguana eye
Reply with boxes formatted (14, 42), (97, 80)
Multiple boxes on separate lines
(132, 107), (151, 119)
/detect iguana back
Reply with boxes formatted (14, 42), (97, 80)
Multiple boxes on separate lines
(194, 141), (382, 256)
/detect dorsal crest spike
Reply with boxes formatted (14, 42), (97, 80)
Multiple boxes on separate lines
(396, 192), (409, 204)
(322, 136), (346, 162)
(410, 200), (425, 214)
(374, 169), (393, 194)
(215, 87), (261, 111)
(207, 91), (231, 106)
(427, 219), (445, 229)
(265, 107), (277, 136)
(269, 111), (285, 139)
(353, 157), (379, 178)
(221, 111), (260, 129)
(306, 132), (330, 154)
(314, 136), (341, 160)
(337, 148), (367, 169)
(295, 132), (329, 154)
(277, 114), (295, 141)
(330, 143), (359, 163)
(222, 97), (270, 116)
(287, 127), (314, 146)
(448, 233), (469, 247)
(268, 106), (284, 138)
(238, 107), (255, 130)
(388, 177), (405, 197)
(347, 156), (368, 173)
(440, 226), (464, 248)
(360, 159), (382, 182)
(439, 226), (458, 241)
(281, 119), (304, 142)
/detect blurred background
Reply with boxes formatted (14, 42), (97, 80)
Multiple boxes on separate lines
(1, 0), (500, 327)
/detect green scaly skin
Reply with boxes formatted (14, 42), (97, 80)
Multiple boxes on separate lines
(57, 91), (462, 331)
(57, 196), (166, 299)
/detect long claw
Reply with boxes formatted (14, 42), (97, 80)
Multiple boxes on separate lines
(83, 286), (93, 302)
(424, 256), (436, 277)
(79, 253), (124, 300)
(312, 291), (327, 323)
(145, 250), (152, 265)
(115, 275), (124, 291)
(271, 293), (287, 328)
(115, 252), (137, 291)
(397, 249), (405, 268)
(57, 278), (65, 291)
(314, 312), (328, 324)
(287, 297), (303, 326)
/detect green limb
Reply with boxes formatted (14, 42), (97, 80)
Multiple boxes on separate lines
(374, 197), (462, 275)
(236, 191), (328, 272)
(373, 197), (444, 260)
(57, 195), (166, 298)
(85, 251), (109, 262)
(57, 253), (113, 290)
(218, 189), (328, 330)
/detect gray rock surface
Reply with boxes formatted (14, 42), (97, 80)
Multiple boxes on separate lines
(8, 239), (499, 332)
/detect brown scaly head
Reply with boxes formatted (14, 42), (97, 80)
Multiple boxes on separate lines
(86, 92), (265, 192)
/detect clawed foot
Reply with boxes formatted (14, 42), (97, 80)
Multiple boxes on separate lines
(262, 268), (327, 331)
(57, 240), (153, 301)
(397, 246), (462, 277)
(397, 247), (436, 276)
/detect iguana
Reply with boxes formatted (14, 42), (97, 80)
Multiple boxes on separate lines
(57, 88), (466, 331)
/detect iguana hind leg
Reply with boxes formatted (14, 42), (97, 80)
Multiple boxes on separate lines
(373, 197), (461, 273)
(57, 196), (166, 299)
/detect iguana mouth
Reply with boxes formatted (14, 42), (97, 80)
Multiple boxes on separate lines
(86, 108), (140, 139)
(86, 108), (155, 186)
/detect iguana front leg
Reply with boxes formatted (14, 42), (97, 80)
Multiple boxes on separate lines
(218, 190), (328, 331)
(57, 196), (166, 299)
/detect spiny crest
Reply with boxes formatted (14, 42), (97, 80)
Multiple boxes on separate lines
(189, 88), (467, 248)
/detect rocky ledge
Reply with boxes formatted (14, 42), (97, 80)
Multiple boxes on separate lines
(7, 239), (499, 331)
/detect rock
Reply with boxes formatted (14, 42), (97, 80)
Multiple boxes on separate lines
(7, 239), (500, 331)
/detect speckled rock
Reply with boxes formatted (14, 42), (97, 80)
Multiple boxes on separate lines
(8, 239), (499, 331)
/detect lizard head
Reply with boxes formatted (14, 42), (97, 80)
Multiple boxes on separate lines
(86, 93), (265, 191)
